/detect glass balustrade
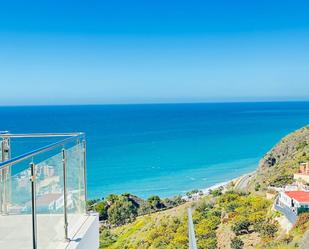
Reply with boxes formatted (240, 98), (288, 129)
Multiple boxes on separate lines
(0, 133), (87, 249)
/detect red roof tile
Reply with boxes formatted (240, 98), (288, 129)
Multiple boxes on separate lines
(285, 191), (309, 203)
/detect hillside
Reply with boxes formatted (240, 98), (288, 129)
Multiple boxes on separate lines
(100, 192), (276, 249)
(248, 125), (309, 192)
(100, 203), (190, 249)
(96, 125), (309, 249)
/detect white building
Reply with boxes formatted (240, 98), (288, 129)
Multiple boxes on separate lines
(278, 191), (309, 214)
(293, 162), (309, 184)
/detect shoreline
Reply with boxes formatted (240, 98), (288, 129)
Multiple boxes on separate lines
(88, 169), (258, 201)
(183, 170), (256, 201)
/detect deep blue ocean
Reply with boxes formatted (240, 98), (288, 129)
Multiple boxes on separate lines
(1, 102), (309, 198)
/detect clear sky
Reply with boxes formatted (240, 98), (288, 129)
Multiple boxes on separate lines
(1, 0), (309, 105)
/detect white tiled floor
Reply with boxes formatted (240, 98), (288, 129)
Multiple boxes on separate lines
(0, 214), (89, 249)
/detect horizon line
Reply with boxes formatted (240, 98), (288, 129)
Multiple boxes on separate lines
(1, 99), (309, 108)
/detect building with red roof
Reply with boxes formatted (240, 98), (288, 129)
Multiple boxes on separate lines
(278, 190), (309, 214)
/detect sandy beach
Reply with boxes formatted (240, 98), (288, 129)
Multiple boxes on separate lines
(183, 171), (256, 201)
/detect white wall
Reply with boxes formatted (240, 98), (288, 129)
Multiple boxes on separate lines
(67, 213), (99, 249)
(279, 192), (292, 207)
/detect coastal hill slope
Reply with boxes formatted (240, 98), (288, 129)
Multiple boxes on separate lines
(96, 125), (309, 249)
(248, 125), (309, 192)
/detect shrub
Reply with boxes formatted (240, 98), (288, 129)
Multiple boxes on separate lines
(294, 213), (309, 232)
(99, 229), (118, 247)
(282, 234), (293, 244)
(230, 237), (244, 249)
(255, 183), (261, 191)
(163, 195), (185, 208)
(218, 192), (239, 206)
(209, 187), (223, 197)
(195, 201), (214, 213)
(198, 237), (217, 249)
(258, 223), (278, 238)
(296, 141), (308, 151)
(273, 210), (281, 218)
(226, 202), (240, 212)
(270, 175), (293, 187)
(232, 219), (251, 235)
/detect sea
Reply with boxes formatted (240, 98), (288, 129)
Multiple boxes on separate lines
(1, 102), (309, 199)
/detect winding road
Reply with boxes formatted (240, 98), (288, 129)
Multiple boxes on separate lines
(234, 173), (253, 191)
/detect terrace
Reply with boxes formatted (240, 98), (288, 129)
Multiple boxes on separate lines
(0, 132), (99, 249)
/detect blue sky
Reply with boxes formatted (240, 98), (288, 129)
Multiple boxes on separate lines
(1, 0), (309, 105)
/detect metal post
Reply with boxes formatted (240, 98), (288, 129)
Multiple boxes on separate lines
(0, 140), (4, 214)
(77, 139), (82, 213)
(1, 138), (11, 215)
(2, 167), (7, 214)
(82, 140), (87, 211)
(1, 139), (4, 161)
(5, 138), (11, 214)
(30, 162), (37, 249)
(62, 148), (69, 241)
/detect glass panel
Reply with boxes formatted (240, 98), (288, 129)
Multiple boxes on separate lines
(0, 140), (3, 162)
(0, 160), (33, 249)
(35, 150), (65, 249)
(66, 142), (86, 237)
(0, 134), (87, 248)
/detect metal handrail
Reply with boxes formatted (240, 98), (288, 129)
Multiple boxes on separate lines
(0, 133), (85, 169)
(0, 132), (84, 138)
(0, 132), (87, 248)
(188, 208), (198, 249)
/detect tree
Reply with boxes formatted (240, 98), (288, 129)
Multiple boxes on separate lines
(87, 198), (101, 207)
(107, 196), (137, 226)
(230, 237), (244, 249)
(147, 195), (165, 209)
(186, 189), (201, 198)
(163, 195), (185, 208)
(105, 194), (119, 203)
(138, 201), (152, 215)
(93, 201), (108, 220)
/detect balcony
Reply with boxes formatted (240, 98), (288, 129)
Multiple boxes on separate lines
(0, 132), (99, 249)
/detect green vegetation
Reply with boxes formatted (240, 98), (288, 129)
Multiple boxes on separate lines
(209, 186), (223, 197)
(231, 237), (244, 249)
(97, 189), (308, 248)
(147, 195), (165, 209)
(248, 125), (309, 192)
(98, 191), (280, 248)
(255, 213), (309, 248)
(99, 205), (189, 249)
(107, 196), (138, 226)
(88, 193), (185, 227)
(232, 220), (251, 235)
(94, 125), (309, 248)
(193, 201), (221, 249)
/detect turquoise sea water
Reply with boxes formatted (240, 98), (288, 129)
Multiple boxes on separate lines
(1, 102), (309, 198)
